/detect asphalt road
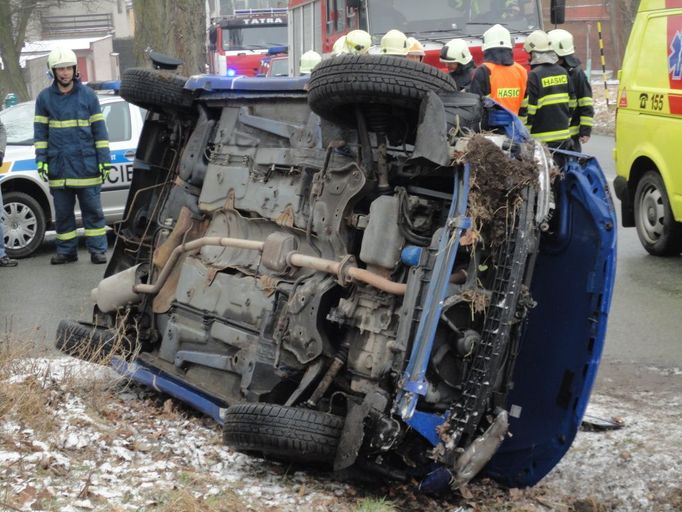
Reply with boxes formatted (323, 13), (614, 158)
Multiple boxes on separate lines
(0, 136), (680, 380)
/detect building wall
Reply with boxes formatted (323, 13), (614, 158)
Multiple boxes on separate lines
(543, 0), (621, 75)
(41, 0), (133, 38)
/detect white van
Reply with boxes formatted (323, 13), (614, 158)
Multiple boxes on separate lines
(0, 94), (145, 257)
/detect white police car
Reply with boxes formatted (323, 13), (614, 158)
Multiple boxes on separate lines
(0, 86), (145, 257)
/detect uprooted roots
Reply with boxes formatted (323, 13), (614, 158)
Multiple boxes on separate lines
(464, 135), (538, 247)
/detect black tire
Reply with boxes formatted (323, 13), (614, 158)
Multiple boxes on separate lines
(634, 171), (682, 256)
(2, 191), (47, 258)
(307, 54), (458, 126)
(223, 403), (344, 465)
(56, 319), (129, 362)
(119, 68), (194, 113)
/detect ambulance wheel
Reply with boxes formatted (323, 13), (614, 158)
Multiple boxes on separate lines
(2, 191), (46, 258)
(307, 54), (457, 127)
(634, 170), (682, 256)
(120, 68), (194, 113)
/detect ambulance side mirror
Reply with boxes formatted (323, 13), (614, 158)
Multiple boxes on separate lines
(550, 0), (565, 25)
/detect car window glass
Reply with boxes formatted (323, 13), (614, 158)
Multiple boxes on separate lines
(0, 101), (36, 145)
(102, 101), (131, 143)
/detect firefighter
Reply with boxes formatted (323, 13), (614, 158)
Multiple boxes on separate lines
(345, 30), (373, 55)
(548, 28), (594, 152)
(440, 39), (475, 91)
(34, 47), (111, 265)
(332, 36), (349, 55)
(469, 24), (527, 113)
(406, 37), (425, 62)
(519, 30), (574, 153)
(379, 29), (409, 56)
(300, 50), (322, 75)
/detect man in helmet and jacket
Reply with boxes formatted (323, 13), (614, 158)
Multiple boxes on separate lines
(548, 28), (593, 152)
(300, 50), (322, 75)
(406, 37), (425, 63)
(518, 31), (574, 154)
(34, 47), (111, 265)
(440, 38), (476, 91)
(380, 29), (409, 56)
(469, 24), (527, 113)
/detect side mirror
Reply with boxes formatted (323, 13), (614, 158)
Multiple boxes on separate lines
(550, 0), (565, 25)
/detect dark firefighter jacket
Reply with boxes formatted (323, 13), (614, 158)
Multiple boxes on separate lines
(562, 57), (594, 138)
(469, 48), (527, 113)
(450, 61), (476, 91)
(34, 79), (110, 188)
(519, 62), (575, 144)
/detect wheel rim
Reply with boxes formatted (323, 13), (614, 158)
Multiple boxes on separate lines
(2, 200), (38, 250)
(637, 182), (665, 244)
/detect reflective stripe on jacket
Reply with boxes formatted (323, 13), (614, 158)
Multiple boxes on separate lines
(519, 63), (575, 143)
(566, 65), (594, 137)
(34, 80), (110, 188)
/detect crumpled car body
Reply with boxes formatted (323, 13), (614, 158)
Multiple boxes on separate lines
(58, 56), (617, 492)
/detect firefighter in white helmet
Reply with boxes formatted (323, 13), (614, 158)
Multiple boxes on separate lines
(380, 29), (409, 56)
(300, 50), (322, 75)
(519, 30), (575, 156)
(34, 47), (111, 265)
(469, 24), (527, 113)
(440, 39), (475, 91)
(406, 37), (425, 63)
(548, 28), (593, 151)
(345, 30), (372, 55)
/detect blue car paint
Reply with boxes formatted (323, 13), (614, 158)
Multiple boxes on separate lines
(113, 74), (618, 489)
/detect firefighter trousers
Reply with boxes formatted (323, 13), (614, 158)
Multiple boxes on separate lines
(51, 186), (107, 255)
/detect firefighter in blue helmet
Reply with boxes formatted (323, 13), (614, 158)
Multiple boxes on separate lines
(34, 47), (111, 265)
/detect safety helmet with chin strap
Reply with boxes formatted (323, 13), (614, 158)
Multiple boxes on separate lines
(346, 30), (372, 54)
(380, 29), (409, 56)
(547, 29), (575, 56)
(47, 47), (78, 78)
(300, 50), (322, 74)
(440, 38), (473, 65)
(523, 30), (551, 53)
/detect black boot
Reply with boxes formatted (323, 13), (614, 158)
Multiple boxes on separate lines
(0, 255), (18, 267)
(90, 252), (107, 264)
(51, 253), (78, 265)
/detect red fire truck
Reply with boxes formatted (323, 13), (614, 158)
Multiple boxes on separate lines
(287, 0), (547, 75)
(208, 8), (288, 77)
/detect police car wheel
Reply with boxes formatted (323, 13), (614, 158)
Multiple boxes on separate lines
(634, 170), (682, 256)
(2, 191), (47, 259)
(307, 54), (457, 128)
(120, 68), (194, 113)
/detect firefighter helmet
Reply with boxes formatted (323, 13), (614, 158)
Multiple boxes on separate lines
(380, 29), (409, 56)
(346, 30), (372, 54)
(47, 47), (77, 77)
(332, 36), (349, 55)
(482, 24), (512, 51)
(548, 29), (575, 56)
(523, 30), (551, 53)
(406, 37), (425, 57)
(440, 38), (472, 65)
(300, 50), (322, 75)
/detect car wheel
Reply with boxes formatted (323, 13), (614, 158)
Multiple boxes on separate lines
(56, 319), (131, 362)
(2, 191), (47, 258)
(223, 403), (344, 465)
(119, 68), (194, 113)
(634, 171), (682, 256)
(307, 54), (458, 127)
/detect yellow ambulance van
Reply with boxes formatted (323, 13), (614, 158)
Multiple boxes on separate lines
(614, 0), (682, 255)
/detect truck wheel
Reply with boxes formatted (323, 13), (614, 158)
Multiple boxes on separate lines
(307, 54), (458, 127)
(119, 68), (194, 113)
(2, 191), (47, 258)
(223, 403), (343, 465)
(634, 171), (682, 256)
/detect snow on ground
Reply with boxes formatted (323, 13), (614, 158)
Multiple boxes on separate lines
(1, 356), (681, 512)
(591, 81), (617, 136)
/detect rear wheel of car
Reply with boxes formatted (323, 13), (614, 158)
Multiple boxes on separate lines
(307, 54), (458, 127)
(634, 171), (682, 256)
(56, 319), (129, 362)
(2, 191), (46, 258)
(119, 68), (194, 113)
(223, 403), (344, 465)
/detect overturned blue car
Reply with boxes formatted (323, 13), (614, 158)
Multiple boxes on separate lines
(57, 55), (616, 493)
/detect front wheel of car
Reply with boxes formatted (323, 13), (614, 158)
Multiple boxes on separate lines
(223, 403), (344, 465)
(2, 191), (47, 258)
(634, 171), (682, 256)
